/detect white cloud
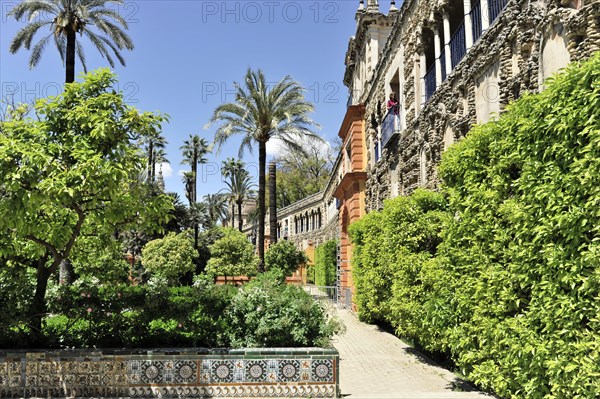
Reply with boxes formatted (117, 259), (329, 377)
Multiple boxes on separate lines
(266, 137), (285, 157)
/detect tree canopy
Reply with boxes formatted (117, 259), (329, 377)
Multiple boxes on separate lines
(0, 69), (172, 336)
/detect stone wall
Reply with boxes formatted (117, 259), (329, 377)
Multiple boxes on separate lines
(361, 0), (600, 211)
(0, 348), (339, 398)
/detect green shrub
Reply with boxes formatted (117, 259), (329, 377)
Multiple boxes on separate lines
(436, 53), (600, 398)
(205, 228), (258, 278)
(264, 240), (308, 277)
(141, 232), (197, 283)
(225, 273), (343, 348)
(314, 240), (337, 287)
(44, 281), (236, 348)
(348, 188), (450, 349)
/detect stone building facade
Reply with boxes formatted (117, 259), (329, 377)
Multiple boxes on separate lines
(355, 0), (600, 210)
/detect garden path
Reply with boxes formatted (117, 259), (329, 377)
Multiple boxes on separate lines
(332, 307), (495, 399)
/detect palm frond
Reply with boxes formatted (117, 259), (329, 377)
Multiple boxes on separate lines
(8, 0), (59, 21)
(76, 40), (88, 73)
(29, 32), (53, 68)
(10, 20), (52, 52)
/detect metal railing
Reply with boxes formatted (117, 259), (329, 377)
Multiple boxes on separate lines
(424, 63), (436, 102)
(381, 107), (401, 148)
(470, 0), (483, 43)
(489, 0), (508, 24)
(440, 49), (447, 82)
(450, 21), (467, 69)
(306, 285), (338, 305)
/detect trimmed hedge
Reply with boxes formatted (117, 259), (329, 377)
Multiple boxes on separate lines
(349, 189), (450, 344)
(314, 240), (337, 287)
(349, 53), (600, 398)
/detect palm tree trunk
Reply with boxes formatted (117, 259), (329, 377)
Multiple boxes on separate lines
(257, 141), (266, 272)
(147, 141), (153, 182)
(65, 29), (76, 84)
(192, 154), (197, 203)
(151, 149), (156, 182)
(269, 162), (277, 244)
(237, 201), (243, 232)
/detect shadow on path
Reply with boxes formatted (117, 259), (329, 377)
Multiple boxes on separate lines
(332, 307), (498, 399)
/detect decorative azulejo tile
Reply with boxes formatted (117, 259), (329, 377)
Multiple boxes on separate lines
(139, 361), (165, 384)
(245, 360), (267, 382)
(210, 360), (234, 383)
(279, 359), (301, 382)
(312, 359), (334, 382)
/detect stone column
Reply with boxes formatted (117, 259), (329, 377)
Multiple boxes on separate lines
(434, 26), (442, 87)
(443, 11), (452, 75)
(419, 48), (426, 109)
(481, 0), (490, 31)
(463, 0), (474, 50)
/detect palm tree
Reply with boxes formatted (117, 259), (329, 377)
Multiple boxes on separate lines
(180, 134), (209, 204)
(209, 69), (319, 271)
(139, 130), (166, 183)
(181, 134), (209, 253)
(203, 193), (228, 227)
(221, 158), (255, 232)
(182, 171), (195, 206)
(8, 0), (134, 84)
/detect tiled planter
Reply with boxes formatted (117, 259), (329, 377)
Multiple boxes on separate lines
(0, 348), (339, 398)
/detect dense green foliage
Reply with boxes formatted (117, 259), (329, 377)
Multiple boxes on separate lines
(349, 189), (449, 334)
(349, 54), (600, 398)
(314, 240), (337, 287)
(225, 273), (343, 348)
(272, 137), (333, 208)
(0, 69), (172, 337)
(0, 274), (341, 349)
(44, 279), (236, 348)
(141, 232), (197, 283)
(264, 240), (308, 278)
(438, 53), (600, 398)
(205, 228), (258, 278)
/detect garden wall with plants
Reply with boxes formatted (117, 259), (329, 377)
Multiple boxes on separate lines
(0, 347), (339, 398)
(314, 240), (337, 287)
(349, 54), (600, 398)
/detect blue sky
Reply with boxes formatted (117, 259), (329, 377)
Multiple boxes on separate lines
(0, 0), (364, 200)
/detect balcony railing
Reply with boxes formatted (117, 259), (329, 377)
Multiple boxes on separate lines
(489, 0), (508, 24)
(450, 21), (467, 69)
(381, 107), (401, 148)
(424, 63), (436, 102)
(470, 0), (483, 43)
(440, 49), (447, 82)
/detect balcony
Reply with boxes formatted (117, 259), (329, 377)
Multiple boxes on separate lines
(424, 63), (436, 102)
(450, 21), (467, 69)
(489, 0), (508, 24)
(381, 108), (401, 148)
(470, 0), (483, 42)
(440, 48), (447, 82)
